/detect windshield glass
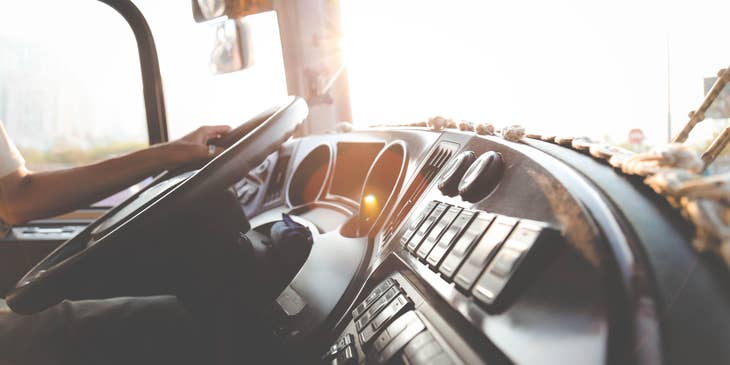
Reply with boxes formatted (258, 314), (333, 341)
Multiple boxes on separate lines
(133, 1), (287, 140)
(340, 0), (730, 172)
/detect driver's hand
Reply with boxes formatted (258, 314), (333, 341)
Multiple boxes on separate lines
(156, 125), (232, 168)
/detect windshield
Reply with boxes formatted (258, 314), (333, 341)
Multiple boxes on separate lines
(133, 1), (287, 140)
(340, 0), (730, 172)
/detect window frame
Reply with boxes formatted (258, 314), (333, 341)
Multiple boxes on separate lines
(99, 0), (168, 144)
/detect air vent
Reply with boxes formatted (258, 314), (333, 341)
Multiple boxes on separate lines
(264, 154), (290, 205)
(382, 141), (459, 243)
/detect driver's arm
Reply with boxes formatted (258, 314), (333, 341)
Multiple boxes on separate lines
(0, 125), (230, 225)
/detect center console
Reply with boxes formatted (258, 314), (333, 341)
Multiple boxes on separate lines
(322, 197), (558, 365)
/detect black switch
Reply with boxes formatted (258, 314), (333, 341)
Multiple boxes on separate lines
(406, 203), (449, 252)
(427, 210), (476, 268)
(439, 213), (494, 280)
(453, 215), (517, 291)
(416, 206), (462, 259)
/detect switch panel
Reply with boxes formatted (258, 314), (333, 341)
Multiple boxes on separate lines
(359, 294), (412, 345)
(400, 200), (560, 316)
(426, 210), (476, 268)
(400, 201), (439, 247)
(438, 213), (494, 279)
(416, 206), (462, 259)
(323, 275), (477, 365)
(352, 278), (396, 318)
(472, 220), (554, 306)
(355, 286), (400, 331)
(373, 311), (426, 364)
(406, 203), (449, 252)
(453, 216), (517, 291)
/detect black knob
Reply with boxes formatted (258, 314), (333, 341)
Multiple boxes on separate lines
(438, 151), (476, 196)
(458, 151), (504, 202)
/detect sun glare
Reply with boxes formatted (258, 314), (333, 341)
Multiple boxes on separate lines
(340, 0), (730, 145)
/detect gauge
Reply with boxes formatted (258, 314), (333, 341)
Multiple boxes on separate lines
(358, 142), (407, 235)
(458, 151), (504, 202)
(287, 144), (332, 206)
(438, 151), (476, 196)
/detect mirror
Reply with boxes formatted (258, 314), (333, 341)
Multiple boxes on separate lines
(192, 0), (273, 23)
(209, 19), (252, 74)
(194, 0), (226, 21)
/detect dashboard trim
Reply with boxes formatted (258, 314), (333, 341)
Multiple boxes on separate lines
(528, 138), (730, 364)
(285, 143), (333, 207)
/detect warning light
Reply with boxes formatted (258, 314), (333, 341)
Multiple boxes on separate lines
(364, 194), (377, 205)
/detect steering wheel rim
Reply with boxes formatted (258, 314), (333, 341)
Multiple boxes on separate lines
(6, 96), (309, 314)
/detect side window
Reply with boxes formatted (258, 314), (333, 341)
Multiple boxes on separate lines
(0, 1), (148, 173)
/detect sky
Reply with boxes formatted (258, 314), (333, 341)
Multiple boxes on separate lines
(339, 0), (730, 145)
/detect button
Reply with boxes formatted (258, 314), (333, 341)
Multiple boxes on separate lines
(404, 332), (436, 358)
(490, 248), (521, 278)
(352, 278), (396, 318)
(331, 344), (356, 365)
(416, 206), (462, 259)
(408, 341), (443, 365)
(427, 210), (476, 268)
(438, 151), (477, 197)
(322, 334), (354, 360)
(457, 151), (505, 202)
(424, 352), (455, 365)
(323, 345), (338, 360)
(336, 334), (354, 351)
(370, 296), (408, 330)
(406, 203), (449, 252)
(376, 312), (426, 363)
(253, 158), (270, 176)
(401, 201), (441, 247)
(373, 311), (417, 351)
(373, 331), (392, 352)
(471, 220), (552, 306)
(504, 220), (544, 251)
(356, 286), (400, 331)
(359, 295), (411, 345)
(237, 181), (259, 204)
(454, 215), (517, 291)
(439, 213), (494, 279)
(400, 201), (439, 246)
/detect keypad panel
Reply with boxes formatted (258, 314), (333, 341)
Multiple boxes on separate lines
(404, 200), (557, 308)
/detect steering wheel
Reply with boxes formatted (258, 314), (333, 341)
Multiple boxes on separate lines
(5, 96), (309, 314)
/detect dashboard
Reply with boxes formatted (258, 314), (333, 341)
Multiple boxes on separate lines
(229, 127), (729, 364)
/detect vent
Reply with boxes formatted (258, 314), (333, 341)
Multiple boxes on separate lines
(264, 154), (291, 205)
(382, 142), (458, 243)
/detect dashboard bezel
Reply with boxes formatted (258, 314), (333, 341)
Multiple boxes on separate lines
(285, 143), (334, 207)
(356, 140), (409, 237)
(324, 141), (386, 206)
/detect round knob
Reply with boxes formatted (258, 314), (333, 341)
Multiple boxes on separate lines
(458, 151), (504, 202)
(438, 151), (476, 196)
